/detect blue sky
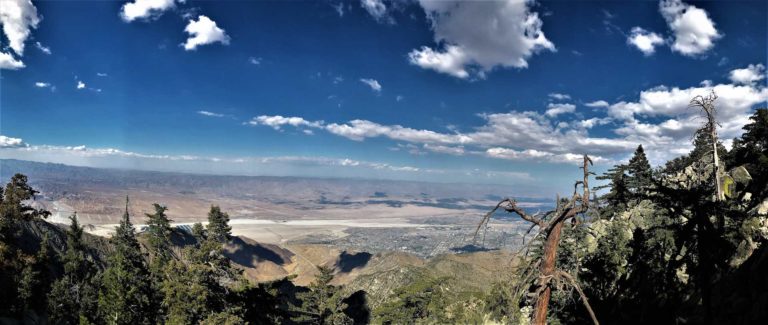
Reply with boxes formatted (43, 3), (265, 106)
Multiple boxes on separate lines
(0, 0), (766, 195)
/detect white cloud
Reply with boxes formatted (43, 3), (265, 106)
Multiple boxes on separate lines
(0, 0), (40, 56)
(729, 64), (765, 85)
(408, 45), (469, 79)
(34, 41), (50, 54)
(360, 78), (382, 92)
(325, 119), (468, 144)
(248, 115), (323, 130)
(0, 51), (24, 69)
(607, 83), (768, 123)
(76, 81), (86, 89)
(396, 95), (404, 102)
(585, 100), (610, 108)
(545, 103), (576, 117)
(548, 93), (571, 101)
(34, 81), (50, 88)
(120, 0), (176, 22)
(248, 57), (262, 65)
(254, 111), (633, 160)
(578, 117), (612, 129)
(182, 15), (230, 51)
(659, 0), (720, 56)
(97, 72), (108, 77)
(0, 135), (26, 148)
(486, 148), (594, 164)
(360, 0), (390, 22)
(423, 144), (465, 156)
(0, 0), (40, 70)
(627, 27), (664, 56)
(408, 0), (555, 79)
(251, 75), (766, 165)
(197, 110), (224, 117)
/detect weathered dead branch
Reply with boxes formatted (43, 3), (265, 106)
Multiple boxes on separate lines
(477, 154), (598, 325)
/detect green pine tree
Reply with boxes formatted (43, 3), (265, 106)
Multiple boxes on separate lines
(146, 203), (173, 265)
(206, 205), (231, 243)
(627, 145), (653, 197)
(291, 266), (352, 325)
(98, 197), (154, 325)
(48, 214), (100, 324)
(0, 174), (51, 317)
(192, 222), (206, 240)
(730, 108), (768, 198)
(596, 164), (630, 215)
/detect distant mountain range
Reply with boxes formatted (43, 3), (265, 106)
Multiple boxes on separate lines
(0, 159), (552, 203)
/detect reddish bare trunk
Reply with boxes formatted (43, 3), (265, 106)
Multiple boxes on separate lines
(532, 219), (565, 324)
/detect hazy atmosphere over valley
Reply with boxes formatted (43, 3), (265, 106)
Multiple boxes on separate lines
(1, 0), (767, 324)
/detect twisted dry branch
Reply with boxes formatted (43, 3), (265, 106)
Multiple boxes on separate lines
(555, 270), (599, 325)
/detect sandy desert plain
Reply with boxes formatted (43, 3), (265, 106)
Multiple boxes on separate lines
(5, 159), (548, 258)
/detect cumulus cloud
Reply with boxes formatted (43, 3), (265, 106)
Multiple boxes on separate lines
(97, 72), (108, 77)
(408, 0), (555, 79)
(0, 0), (39, 55)
(408, 45), (469, 79)
(0, 0), (40, 69)
(360, 78), (382, 92)
(627, 27), (664, 56)
(76, 81), (86, 89)
(578, 117), (612, 129)
(34, 82), (50, 88)
(325, 119), (467, 143)
(360, 0), (390, 23)
(0, 135), (26, 148)
(182, 15), (230, 51)
(607, 83), (768, 123)
(248, 115), (323, 130)
(729, 64), (765, 85)
(0, 51), (24, 69)
(120, 0), (177, 22)
(251, 111), (629, 164)
(659, 0), (720, 56)
(545, 103), (576, 117)
(605, 79), (767, 163)
(251, 71), (767, 165)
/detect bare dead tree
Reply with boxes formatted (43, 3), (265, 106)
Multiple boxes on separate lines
(689, 91), (724, 201)
(475, 154), (598, 325)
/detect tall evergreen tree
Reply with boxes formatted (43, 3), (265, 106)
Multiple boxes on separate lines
(98, 197), (154, 325)
(146, 203), (173, 265)
(291, 266), (352, 325)
(0, 174), (50, 243)
(0, 174), (51, 317)
(627, 145), (653, 196)
(206, 205), (231, 243)
(730, 108), (768, 198)
(596, 164), (630, 215)
(48, 214), (100, 324)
